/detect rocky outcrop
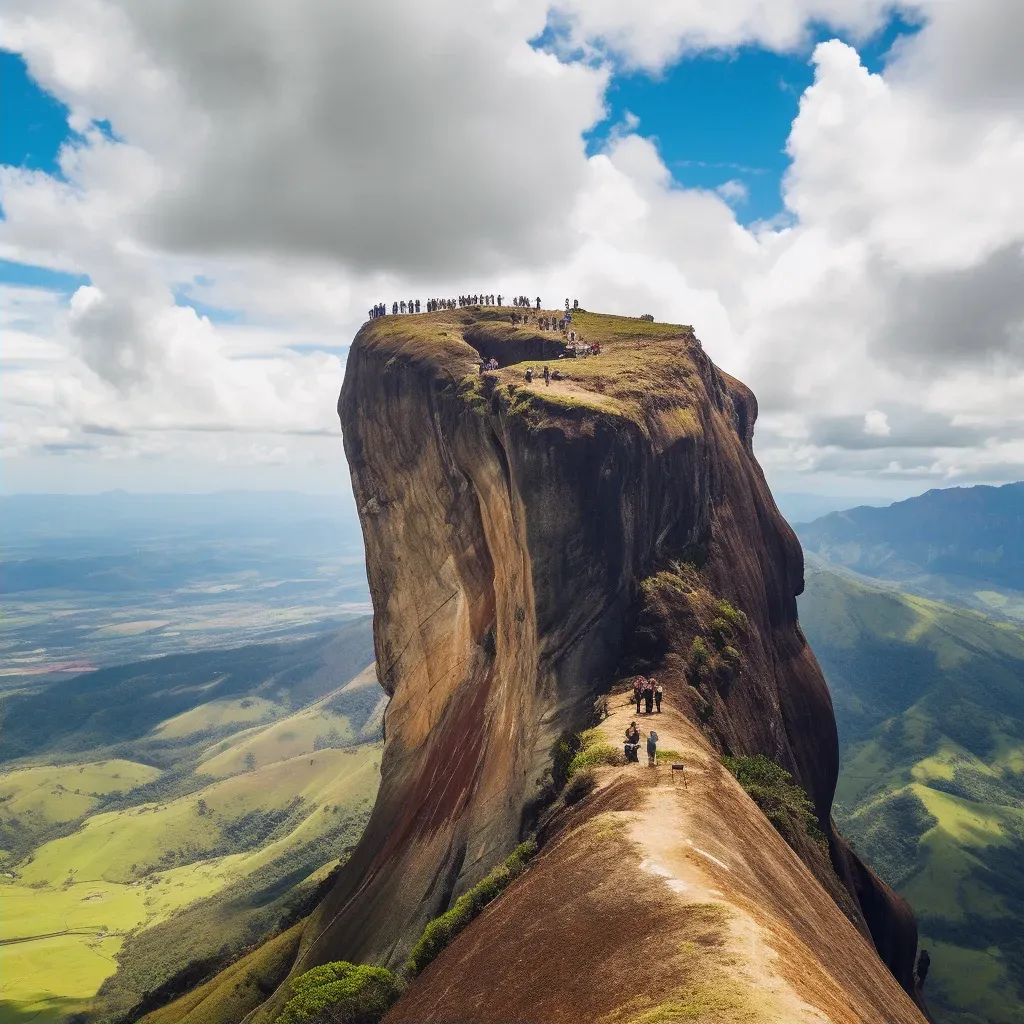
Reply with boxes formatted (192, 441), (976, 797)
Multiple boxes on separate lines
(261, 307), (926, 1021)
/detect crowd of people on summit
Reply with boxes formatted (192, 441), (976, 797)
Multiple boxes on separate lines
(368, 293), (604, 375)
(367, 295), (587, 321)
(369, 294), (531, 319)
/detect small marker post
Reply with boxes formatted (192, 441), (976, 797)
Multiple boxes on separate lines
(672, 763), (688, 789)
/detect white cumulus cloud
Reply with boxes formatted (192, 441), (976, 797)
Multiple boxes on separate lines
(1, 0), (1022, 494)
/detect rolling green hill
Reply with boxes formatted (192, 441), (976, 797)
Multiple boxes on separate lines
(799, 566), (1024, 1024)
(0, 624), (385, 1024)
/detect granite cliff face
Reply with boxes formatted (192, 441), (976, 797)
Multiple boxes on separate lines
(269, 307), (926, 1022)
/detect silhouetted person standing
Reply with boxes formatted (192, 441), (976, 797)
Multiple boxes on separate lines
(916, 949), (930, 988)
(654, 681), (662, 713)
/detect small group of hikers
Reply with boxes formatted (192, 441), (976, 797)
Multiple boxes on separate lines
(567, 339), (600, 356)
(523, 365), (566, 386)
(511, 296), (541, 309)
(428, 295), (496, 312)
(632, 676), (663, 715)
(624, 721), (659, 765)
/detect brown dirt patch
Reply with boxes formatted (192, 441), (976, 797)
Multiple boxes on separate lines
(385, 814), (740, 1024)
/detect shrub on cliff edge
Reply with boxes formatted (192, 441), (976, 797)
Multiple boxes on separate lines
(723, 755), (825, 847)
(276, 962), (401, 1024)
(566, 728), (622, 777)
(405, 839), (538, 977)
(564, 768), (597, 805)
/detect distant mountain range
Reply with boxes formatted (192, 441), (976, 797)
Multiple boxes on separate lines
(798, 482), (1024, 622)
(796, 482), (1024, 1024)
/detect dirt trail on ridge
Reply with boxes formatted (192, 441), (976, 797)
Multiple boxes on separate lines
(386, 692), (926, 1024)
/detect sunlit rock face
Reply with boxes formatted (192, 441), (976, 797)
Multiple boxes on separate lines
(275, 307), (925, 1022)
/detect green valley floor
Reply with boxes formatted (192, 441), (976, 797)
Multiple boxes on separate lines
(0, 622), (384, 1024)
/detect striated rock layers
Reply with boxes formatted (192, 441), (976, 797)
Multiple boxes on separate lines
(285, 308), (925, 1021)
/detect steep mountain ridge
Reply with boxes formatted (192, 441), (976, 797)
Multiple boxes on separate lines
(249, 307), (927, 1022)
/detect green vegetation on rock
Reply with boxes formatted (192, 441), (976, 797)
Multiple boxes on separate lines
(277, 962), (401, 1024)
(723, 754), (825, 846)
(566, 729), (622, 778)
(405, 840), (537, 977)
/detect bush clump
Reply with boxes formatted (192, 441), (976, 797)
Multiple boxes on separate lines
(690, 636), (710, 671)
(563, 768), (597, 805)
(714, 599), (748, 631)
(566, 734), (622, 778)
(723, 755), (825, 846)
(709, 617), (733, 651)
(406, 839), (538, 977)
(277, 962), (401, 1024)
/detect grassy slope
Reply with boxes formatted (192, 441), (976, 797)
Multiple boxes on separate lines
(799, 567), (1024, 1024)
(358, 304), (702, 434)
(0, 625), (383, 1024)
(137, 923), (303, 1024)
(0, 760), (161, 830)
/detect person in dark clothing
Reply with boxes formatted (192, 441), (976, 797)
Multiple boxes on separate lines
(525, 367), (533, 383)
(633, 677), (645, 714)
(543, 365), (550, 386)
(653, 681), (663, 713)
(624, 722), (641, 762)
(643, 679), (655, 715)
(916, 949), (930, 987)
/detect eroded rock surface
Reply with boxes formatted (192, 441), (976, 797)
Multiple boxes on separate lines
(266, 307), (926, 1021)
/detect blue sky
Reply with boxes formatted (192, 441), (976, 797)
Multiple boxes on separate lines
(1, 14), (920, 293)
(589, 16), (918, 223)
(0, 52), (69, 176)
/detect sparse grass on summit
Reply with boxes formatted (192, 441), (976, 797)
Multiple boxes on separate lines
(363, 306), (704, 435)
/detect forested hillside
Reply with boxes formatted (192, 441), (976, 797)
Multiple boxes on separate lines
(799, 566), (1024, 1024)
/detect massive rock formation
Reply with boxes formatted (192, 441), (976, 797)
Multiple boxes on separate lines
(259, 307), (927, 1022)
